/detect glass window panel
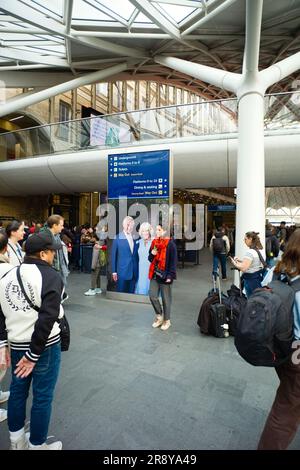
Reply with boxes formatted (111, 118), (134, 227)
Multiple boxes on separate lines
(58, 101), (71, 141)
(99, 0), (135, 21)
(73, 0), (115, 21)
(112, 82), (123, 111)
(133, 12), (154, 23)
(23, 0), (63, 19)
(139, 81), (147, 109)
(126, 82), (134, 111)
(176, 88), (182, 105)
(96, 82), (108, 97)
(158, 4), (196, 23)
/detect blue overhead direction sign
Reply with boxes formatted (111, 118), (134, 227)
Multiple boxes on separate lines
(108, 149), (170, 199)
(208, 205), (236, 212)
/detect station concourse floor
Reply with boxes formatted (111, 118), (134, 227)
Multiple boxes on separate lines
(1, 249), (299, 451)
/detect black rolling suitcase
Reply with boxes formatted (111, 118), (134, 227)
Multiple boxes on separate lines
(210, 274), (228, 338)
(225, 271), (246, 336)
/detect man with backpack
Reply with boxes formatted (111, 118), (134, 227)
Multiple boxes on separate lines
(209, 227), (230, 280)
(265, 224), (280, 268)
(277, 221), (287, 252)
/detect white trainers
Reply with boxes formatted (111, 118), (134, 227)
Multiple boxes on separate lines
(29, 440), (63, 450)
(0, 391), (10, 403)
(0, 408), (7, 422)
(152, 315), (164, 328)
(10, 433), (29, 450)
(161, 320), (171, 331)
(95, 288), (102, 294)
(84, 289), (96, 296)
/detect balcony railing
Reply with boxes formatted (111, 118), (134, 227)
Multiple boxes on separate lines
(0, 91), (299, 161)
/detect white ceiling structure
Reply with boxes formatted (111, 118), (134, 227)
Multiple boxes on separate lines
(0, 0), (299, 103)
(266, 187), (300, 210)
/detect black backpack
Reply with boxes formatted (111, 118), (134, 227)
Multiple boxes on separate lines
(223, 285), (247, 336)
(212, 234), (225, 254)
(235, 275), (300, 367)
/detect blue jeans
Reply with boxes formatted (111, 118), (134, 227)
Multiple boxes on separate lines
(8, 343), (61, 445)
(213, 253), (227, 279)
(242, 270), (264, 298)
(266, 257), (276, 268)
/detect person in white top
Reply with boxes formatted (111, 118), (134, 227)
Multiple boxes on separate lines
(230, 231), (266, 297)
(6, 220), (25, 266)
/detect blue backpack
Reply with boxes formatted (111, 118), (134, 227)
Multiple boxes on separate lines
(235, 275), (300, 367)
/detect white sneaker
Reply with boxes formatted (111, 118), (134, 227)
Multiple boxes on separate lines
(152, 315), (164, 328)
(95, 288), (102, 294)
(84, 289), (96, 296)
(0, 391), (10, 403)
(10, 433), (29, 450)
(0, 408), (7, 422)
(29, 441), (63, 450)
(161, 320), (171, 331)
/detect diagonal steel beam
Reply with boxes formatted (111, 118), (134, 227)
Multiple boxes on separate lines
(128, 0), (181, 39)
(154, 55), (240, 94)
(181, 0), (239, 36)
(264, 94), (290, 121)
(83, 0), (128, 28)
(0, 46), (69, 67)
(0, 62), (128, 117)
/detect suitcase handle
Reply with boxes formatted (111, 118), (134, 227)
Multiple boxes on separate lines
(212, 269), (222, 304)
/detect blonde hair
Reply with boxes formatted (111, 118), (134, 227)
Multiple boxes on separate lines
(139, 222), (153, 238)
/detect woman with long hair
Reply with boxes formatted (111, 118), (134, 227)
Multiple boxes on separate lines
(230, 231), (265, 297)
(6, 220), (25, 266)
(148, 225), (177, 331)
(258, 229), (300, 450)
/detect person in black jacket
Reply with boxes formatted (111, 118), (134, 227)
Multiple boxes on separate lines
(265, 224), (280, 268)
(0, 232), (64, 450)
(148, 225), (177, 331)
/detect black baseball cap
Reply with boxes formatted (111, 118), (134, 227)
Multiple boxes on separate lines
(25, 232), (61, 255)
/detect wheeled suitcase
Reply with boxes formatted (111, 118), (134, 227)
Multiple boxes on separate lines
(198, 274), (219, 334)
(198, 273), (227, 336)
(225, 271), (246, 336)
(210, 274), (228, 338)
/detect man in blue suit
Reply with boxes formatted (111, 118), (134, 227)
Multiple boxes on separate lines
(111, 216), (139, 293)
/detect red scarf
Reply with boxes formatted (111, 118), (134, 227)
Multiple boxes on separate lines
(149, 238), (170, 280)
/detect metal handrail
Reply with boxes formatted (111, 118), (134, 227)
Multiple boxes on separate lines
(1, 90), (299, 137)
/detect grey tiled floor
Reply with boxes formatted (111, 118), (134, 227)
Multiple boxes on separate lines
(1, 249), (299, 450)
